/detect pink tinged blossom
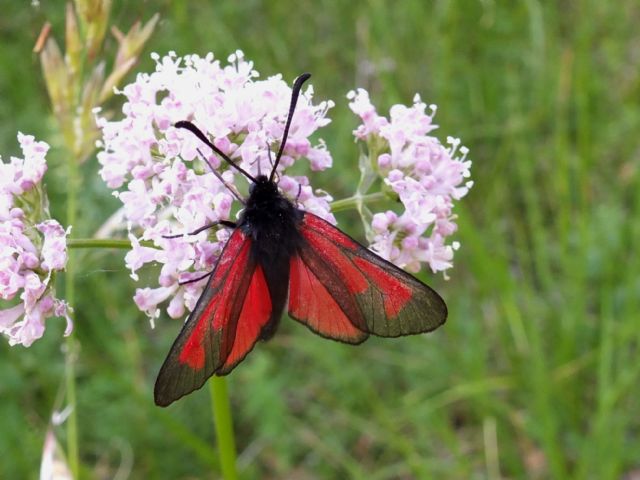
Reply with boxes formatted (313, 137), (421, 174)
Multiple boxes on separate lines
(16, 132), (49, 191)
(213, 191), (233, 219)
(124, 234), (160, 281)
(182, 280), (207, 313)
(156, 239), (196, 285)
(0, 273), (72, 347)
(22, 251), (40, 270)
(0, 163), (20, 197)
(346, 89), (388, 139)
(37, 221), (69, 271)
(0, 222), (36, 302)
(0, 303), (25, 330)
(350, 90), (472, 275)
(307, 142), (333, 171)
(0, 194), (14, 219)
(98, 51), (336, 322)
(0, 133), (72, 347)
(115, 179), (158, 227)
(1, 295), (72, 347)
(371, 211), (398, 233)
(419, 236), (460, 275)
(22, 272), (46, 307)
(378, 153), (392, 170)
(54, 300), (74, 337)
(167, 289), (186, 319)
(0, 258), (25, 300)
(134, 285), (178, 325)
(278, 175), (336, 224)
(0, 132), (49, 197)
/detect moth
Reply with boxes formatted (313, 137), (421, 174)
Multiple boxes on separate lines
(155, 73), (447, 406)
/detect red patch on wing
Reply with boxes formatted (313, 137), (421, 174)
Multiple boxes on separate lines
(353, 257), (413, 318)
(289, 255), (366, 342)
(178, 233), (251, 370)
(221, 265), (272, 370)
(179, 314), (208, 369)
(206, 240), (251, 331)
(300, 226), (368, 295)
(302, 214), (358, 250)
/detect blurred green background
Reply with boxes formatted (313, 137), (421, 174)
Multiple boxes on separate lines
(1, 1), (639, 478)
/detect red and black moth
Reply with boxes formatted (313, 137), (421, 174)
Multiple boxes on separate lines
(154, 73), (447, 406)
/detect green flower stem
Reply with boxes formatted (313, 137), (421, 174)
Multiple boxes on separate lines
(209, 377), (238, 480)
(64, 150), (80, 479)
(64, 336), (79, 478)
(67, 238), (156, 249)
(330, 192), (387, 213)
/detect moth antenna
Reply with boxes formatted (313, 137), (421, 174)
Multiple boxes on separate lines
(266, 141), (274, 170)
(176, 120), (257, 183)
(269, 73), (311, 182)
(196, 148), (246, 205)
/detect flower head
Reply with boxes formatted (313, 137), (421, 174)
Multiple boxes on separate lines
(348, 90), (472, 275)
(98, 51), (335, 321)
(0, 134), (72, 347)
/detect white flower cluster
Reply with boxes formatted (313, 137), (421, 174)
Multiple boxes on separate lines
(97, 51), (335, 322)
(0, 133), (71, 346)
(348, 89), (472, 274)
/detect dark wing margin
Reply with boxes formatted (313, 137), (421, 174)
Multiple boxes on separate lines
(154, 229), (272, 407)
(288, 213), (447, 340)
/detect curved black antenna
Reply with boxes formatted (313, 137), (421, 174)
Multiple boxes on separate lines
(270, 73), (312, 182)
(175, 120), (257, 183)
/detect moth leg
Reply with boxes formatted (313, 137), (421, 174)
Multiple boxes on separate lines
(162, 220), (237, 239)
(171, 220), (237, 284)
(178, 270), (213, 286)
(196, 147), (245, 204)
(295, 183), (303, 206)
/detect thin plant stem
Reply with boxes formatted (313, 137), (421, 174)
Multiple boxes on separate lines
(64, 149), (80, 479)
(330, 192), (387, 212)
(67, 238), (156, 249)
(64, 336), (79, 478)
(209, 377), (238, 480)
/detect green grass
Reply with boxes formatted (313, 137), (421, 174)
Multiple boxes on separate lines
(1, 0), (639, 478)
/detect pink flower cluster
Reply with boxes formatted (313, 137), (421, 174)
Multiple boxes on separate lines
(97, 51), (335, 322)
(0, 133), (72, 347)
(348, 89), (472, 275)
